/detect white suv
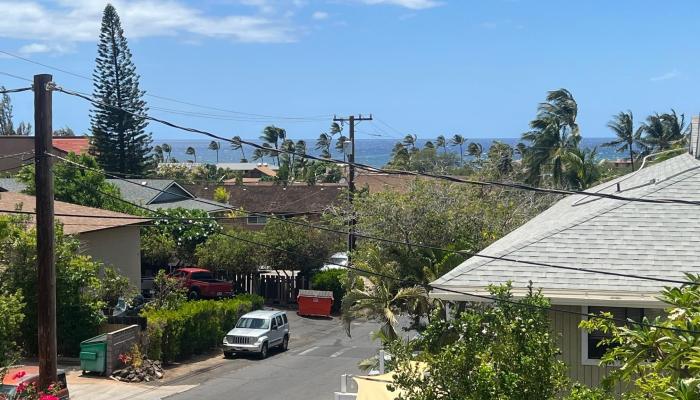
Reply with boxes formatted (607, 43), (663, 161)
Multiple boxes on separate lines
(223, 310), (289, 359)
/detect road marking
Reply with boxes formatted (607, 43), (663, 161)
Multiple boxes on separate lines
(330, 346), (356, 358)
(298, 346), (320, 356)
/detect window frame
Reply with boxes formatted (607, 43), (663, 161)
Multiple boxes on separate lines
(580, 305), (644, 366)
(246, 215), (268, 225)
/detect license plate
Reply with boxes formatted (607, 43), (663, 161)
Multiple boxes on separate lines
(217, 292), (222, 296)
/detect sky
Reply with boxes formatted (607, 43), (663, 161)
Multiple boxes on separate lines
(0, 0), (699, 142)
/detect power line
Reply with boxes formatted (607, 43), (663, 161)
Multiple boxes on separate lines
(4, 178), (694, 335)
(38, 152), (700, 287)
(0, 50), (332, 121)
(54, 85), (700, 207)
(0, 71), (33, 83)
(0, 87), (33, 94)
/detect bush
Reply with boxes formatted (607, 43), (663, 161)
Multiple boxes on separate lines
(142, 294), (263, 362)
(311, 269), (346, 312)
(0, 290), (24, 376)
(195, 232), (259, 275)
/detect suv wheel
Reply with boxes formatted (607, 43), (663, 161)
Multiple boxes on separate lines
(281, 335), (289, 351)
(259, 343), (268, 359)
(223, 351), (234, 359)
(188, 289), (200, 300)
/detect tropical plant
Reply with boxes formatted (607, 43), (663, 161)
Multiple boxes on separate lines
(0, 87), (13, 136)
(90, 3), (153, 176)
(208, 141), (220, 163)
(53, 126), (76, 136)
(521, 88), (581, 187)
(251, 148), (266, 163)
(316, 133), (332, 158)
(231, 136), (247, 162)
(213, 186), (230, 203)
(195, 232), (260, 276)
(161, 143), (172, 162)
(143, 270), (187, 312)
(153, 145), (164, 163)
(0, 290), (24, 375)
(467, 141), (483, 160)
(185, 146), (197, 163)
(604, 111), (643, 170)
(336, 135), (349, 162)
(580, 273), (700, 398)
(260, 125), (286, 165)
(450, 134), (466, 165)
(388, 283), (568, 400)
(640, 110), (687, 154)
(403, 134), (417, 150)
(435, 135), (448, 154)
(562, 147), (601, 189)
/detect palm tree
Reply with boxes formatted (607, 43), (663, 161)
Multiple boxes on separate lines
(450, 134), (466, 165)
(252, 148), (266, 163)
(342, 275), (426, 342)
(604, 111), (643, 170)
(336, 135), (348, 162)
(208, 140), (220, 163)
(260, 125), (286, 166)
(315, 133), (332, 158)
(161, 143), (172, 162)
(403, 134), (417, 150)
(467, 141), (483, 159)
(435, 135), (448, 154)
(521, 88), (580, 187)
(389, 142), (410, 167)
(424, 141), (435, 149)
(562, 147), (601, 190)
(640, 110), (687, 153)
(231, 136), (248, 162)
(185, 146), (197, 163)
(153, 145), (164, 163)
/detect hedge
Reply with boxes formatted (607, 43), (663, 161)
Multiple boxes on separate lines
(142, 294), (263, 362)
(311, 269), (346, 312)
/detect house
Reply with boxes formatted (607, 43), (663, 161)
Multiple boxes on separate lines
(158, 162), (278, 182)
(0, 135), (90, 173)
(107, 179), (231, 214)
(0, 191), (146, 288)
(431, 144), (700, 387)
(184, 182), (345, 230)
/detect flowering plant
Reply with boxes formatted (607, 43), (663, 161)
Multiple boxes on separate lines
(10, 372), (62, 400)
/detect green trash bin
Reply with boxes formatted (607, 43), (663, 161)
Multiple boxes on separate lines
(79, 334), (107, 375)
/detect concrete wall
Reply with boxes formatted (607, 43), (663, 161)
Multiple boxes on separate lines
(105, 325), (140, 376)
(78, 226), (141, 289)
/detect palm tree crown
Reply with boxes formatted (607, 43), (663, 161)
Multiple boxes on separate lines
(604, 111), (642, 170)
(185, 146), (197, 163)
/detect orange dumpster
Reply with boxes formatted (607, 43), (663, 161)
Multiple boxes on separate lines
(297, 289), (333, 317)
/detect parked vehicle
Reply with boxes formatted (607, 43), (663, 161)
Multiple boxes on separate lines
(170, 267), (234, 300)
(0, 367), (70, 399)
(222, 310), (289, 359)
(321, 252), (348, 270)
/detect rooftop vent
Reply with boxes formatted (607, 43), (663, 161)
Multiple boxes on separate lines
(691, 115), (700, 159)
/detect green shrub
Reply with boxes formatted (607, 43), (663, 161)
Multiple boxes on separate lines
(142, 294), (263, 362)
(311, 269), (346, 312)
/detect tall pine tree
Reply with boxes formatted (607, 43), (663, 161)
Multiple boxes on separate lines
(90, 4), (153, 176)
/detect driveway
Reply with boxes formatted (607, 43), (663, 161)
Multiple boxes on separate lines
(163, 309), (380, 400)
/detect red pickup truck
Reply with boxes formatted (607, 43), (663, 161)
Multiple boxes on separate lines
(170, 268), (234, 300)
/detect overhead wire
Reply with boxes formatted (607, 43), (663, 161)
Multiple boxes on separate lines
(54, 85), (700, 207)
(0, 87), (33, 94)
(37, 152), (700, 287)
(3, 173), (695, 335)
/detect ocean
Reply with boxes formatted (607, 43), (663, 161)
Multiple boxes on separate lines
(159, 137), (621, 168)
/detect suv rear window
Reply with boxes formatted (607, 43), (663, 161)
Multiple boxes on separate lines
(282, 314), (288, 324)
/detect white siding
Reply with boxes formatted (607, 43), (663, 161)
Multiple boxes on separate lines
(77, 226), (141, 289)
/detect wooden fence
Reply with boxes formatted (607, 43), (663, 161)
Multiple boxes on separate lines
(227, 273), (309, 306)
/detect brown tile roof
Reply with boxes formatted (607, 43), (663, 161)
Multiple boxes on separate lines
(183, 183), (345, 214)
(0, 192), (148, 234)
(53, 136), (90, 154)
(254, 165), (277, 177)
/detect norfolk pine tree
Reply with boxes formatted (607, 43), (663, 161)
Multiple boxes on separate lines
(90, 4), (153, 176)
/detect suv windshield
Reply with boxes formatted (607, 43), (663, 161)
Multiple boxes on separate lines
(236, 317), (269, 329)
(190, 271), (213, 280)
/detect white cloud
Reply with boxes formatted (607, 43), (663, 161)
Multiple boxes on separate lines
(312, 11), (329, 20)
(360, 0), (442, 9)
(18, 43), (75, 55)
(650, 69), (680, 82)
(0, 0), (297, 51)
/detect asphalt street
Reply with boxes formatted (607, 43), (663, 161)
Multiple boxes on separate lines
(164, 309), (381, 400)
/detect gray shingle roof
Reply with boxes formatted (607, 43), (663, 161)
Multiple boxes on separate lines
(432, 153), (700, 306)
(0, 178), (27, 193)
(107, 179), (230, 213)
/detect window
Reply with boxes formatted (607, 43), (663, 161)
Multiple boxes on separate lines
(247, 215), (268, 225)
(282, 314), (288, 324)
(236, 318), (269, 329)
(190, 271), (214, 281)
(276, 316), (283, 326)
(582, 306), (644, 364)
(271, 318), (278, 329)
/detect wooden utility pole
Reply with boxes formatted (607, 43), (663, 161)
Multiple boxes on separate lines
(34, 74), (57, 389)
(333, 114), (372, 257)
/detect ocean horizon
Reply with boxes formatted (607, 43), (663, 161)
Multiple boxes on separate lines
(157, 137), (622, 168)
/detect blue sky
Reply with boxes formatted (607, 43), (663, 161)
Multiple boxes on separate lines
(0, 0), (698, 142)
